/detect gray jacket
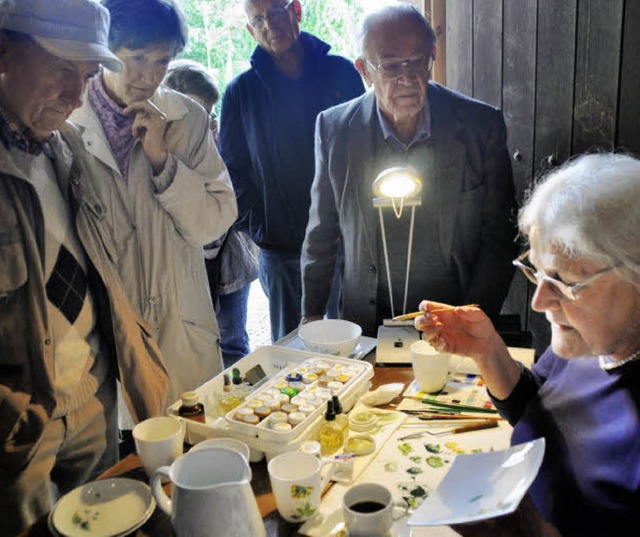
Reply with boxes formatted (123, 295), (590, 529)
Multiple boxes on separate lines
(0, 125), (169, 476)
(301, 83), (518, 336)
(70, 85), (237, 408)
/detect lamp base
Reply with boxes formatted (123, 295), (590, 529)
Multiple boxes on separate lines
(375, 322), (421, 365)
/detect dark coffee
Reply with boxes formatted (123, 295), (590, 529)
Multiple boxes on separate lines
(349, 501), (386, 513)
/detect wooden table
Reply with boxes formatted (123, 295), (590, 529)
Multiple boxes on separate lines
(20, 362), (415, 537)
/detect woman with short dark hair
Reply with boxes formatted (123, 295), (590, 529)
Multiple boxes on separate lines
(70, 0), (237, 428)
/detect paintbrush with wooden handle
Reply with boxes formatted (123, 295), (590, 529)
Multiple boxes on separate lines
(392, 303), (479, 321)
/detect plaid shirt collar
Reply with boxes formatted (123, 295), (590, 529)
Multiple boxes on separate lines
(0, 105), (54, 157)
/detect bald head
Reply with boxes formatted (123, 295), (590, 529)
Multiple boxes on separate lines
(356, 3), (436, 59)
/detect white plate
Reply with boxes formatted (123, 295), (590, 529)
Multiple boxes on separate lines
(407, 438), (545, 526)
(49, 478), (155, 537)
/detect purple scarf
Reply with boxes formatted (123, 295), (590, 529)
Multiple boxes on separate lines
(88, 73), (136, 184)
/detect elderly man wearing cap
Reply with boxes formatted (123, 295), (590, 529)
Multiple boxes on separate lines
(0, 0), (169, 532)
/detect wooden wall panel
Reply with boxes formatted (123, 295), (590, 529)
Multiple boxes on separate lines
(446, 0), (473, 96)
(572, 0), (623, 154)
(442, 0), (640, 354)
(430, 0), (447, 85)
(472, 0), (503, 108)
(503, 0), (537, 203)
(617, 0), (640, 155)
(500, 0), (537, 328)
(534, 0), (576, 175)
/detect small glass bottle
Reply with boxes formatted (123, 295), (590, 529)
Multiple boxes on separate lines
(218, 373), (242, 415)
(319, 400), (343, 456)
(179, 391), (206, 423)
(231, 367), (252, 400)
(332, 395), (349, 445)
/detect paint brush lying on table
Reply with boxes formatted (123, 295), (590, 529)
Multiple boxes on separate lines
(398, 419), (499, 440)
(402, 412), (503, 421)
(392, 303), (479, 321)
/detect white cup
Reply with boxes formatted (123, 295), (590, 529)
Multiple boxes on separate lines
(343, 483), (402, 537)
(411, 340), (462, 393)
(190, 437), (250, 463)
(133, 416), (185, 477)
(267, 451), (335, 523)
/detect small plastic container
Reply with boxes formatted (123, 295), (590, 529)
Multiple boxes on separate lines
(288, 411), (305, 426)
(242, 414), (260, 425)
(345, 435), (376, 456)
(255, 406), (272, 420)
(349, 410), (378, 432)
(281, 403), (298, 414)
(299, 440), (321, 458)
(235, 407), (254, 420)
(270, 411), (288, 425)
(273, 422), (293, 432)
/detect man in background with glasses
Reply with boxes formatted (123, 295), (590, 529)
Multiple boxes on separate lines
(219, 0), (364, 342)
(301, 3), (518, 337)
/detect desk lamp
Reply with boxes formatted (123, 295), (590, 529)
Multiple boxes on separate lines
(372, 167), (423, 364)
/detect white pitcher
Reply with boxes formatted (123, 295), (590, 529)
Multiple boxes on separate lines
(151, 447), (266, 537)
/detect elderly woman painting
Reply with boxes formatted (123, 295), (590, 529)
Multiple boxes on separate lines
(415, 153), (640, 535)
(69, 0), (237, 430)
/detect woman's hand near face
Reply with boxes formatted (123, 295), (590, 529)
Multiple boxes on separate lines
(125, 100), (168, 174)
(414, 300), (522, 400)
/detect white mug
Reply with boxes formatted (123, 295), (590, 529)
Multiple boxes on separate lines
(411, 340), (462, 393)
(343, 483), (403, 537)
(132, 416), (185, 477)
(267, 451), (335, 523)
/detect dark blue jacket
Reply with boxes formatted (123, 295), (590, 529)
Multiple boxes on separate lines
(219, 32), (364, 252)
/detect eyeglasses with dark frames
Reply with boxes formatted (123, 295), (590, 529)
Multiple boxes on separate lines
(249, 1), (294, 31)
(366, 54), (434, 80)
(512, 250), (616, 301)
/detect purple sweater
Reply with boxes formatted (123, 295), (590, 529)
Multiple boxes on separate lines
(492, 349), (640, 535)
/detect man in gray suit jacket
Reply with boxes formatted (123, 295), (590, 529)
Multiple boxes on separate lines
(301, 3), (518, 337)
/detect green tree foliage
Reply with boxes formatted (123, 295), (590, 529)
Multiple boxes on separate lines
(177, 0), (367, 107)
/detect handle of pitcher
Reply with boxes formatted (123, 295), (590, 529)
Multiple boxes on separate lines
(150, 465), (172, 514)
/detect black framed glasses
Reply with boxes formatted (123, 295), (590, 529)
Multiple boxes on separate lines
(512, 250), (616, 301)
(366, 54), (434, 80)
(249, 0), (294, 31)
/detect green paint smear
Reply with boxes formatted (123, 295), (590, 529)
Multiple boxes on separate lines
(407, 466), (423, 475)
(398, 442), (413, 456)
(426, 456), (444, 468)
(384, 461), (398, 472)
(425, 443), (441, 454)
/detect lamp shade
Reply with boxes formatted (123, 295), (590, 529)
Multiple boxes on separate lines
(372, 167), (422, 199)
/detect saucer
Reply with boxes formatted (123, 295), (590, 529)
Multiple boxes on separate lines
(49, 478), (155, 537)
(408, 438), (545, 526)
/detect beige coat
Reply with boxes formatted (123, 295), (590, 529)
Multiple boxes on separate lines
(0, 125), (169, 475)
(70, 85), (237, 410)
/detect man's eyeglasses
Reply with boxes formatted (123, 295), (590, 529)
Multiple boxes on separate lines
(249, 0), (294, 31)
(512, 250), (616, 301)
(366, 55), (434, 80)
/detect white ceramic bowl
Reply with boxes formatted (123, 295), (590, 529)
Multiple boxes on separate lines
(298, 319), (362, 356)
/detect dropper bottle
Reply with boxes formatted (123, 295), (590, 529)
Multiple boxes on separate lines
(231, 367), (251, 400)
(332, 395), (349, 444)
(218, 373), (241, 414)
(319, 400), (343, 456)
